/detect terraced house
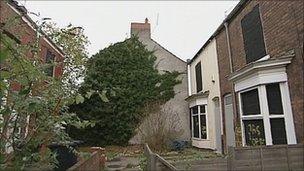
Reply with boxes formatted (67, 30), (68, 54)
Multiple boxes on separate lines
(0, 0), (64, 152)
(187, 0), (303, 153)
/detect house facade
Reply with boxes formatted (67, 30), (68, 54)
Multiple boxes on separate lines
(0, 0), (65, 152)
(187, 0), (303, 153)
(186, 39), (222, 153)
(0, 0), (65, 87)
(129, 19), (190, 144)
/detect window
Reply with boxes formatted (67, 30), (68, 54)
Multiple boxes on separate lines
(241, 89), (260, 115)
(195, 62), (202, 93)
(270, 118), (287, 145)
(239, 83), (289, 146)
(243, 119), (265, 146)
(45, 50), (55, 77)
(191, 105), (207, 139)
(266, 84), (283, 115)
(241, 5), (266, 63)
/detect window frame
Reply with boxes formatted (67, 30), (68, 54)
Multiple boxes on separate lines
(195, 62), (203, 93)
(241, 4), (267, 64)
(45, 50), (56, 77)
(191, 105), (208, 140)
(239, 83), (292, 146)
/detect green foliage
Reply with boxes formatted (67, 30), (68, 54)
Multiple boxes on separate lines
(69, 36), (181, 146)
(0, 14), (91, 169)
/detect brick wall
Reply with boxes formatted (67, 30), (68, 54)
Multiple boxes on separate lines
(216, 0), (304, 147)
(0, 1), (64, 91)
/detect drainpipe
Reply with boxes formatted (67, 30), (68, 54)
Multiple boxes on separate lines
(224, 22), (233, 73)
(224, 22), (239, 149)
(187, 59), (192, 97)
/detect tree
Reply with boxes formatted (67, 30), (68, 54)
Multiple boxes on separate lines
(0, 14), (91, 169)
(41, 21), (90, 98)
(69, 36), (181, 146)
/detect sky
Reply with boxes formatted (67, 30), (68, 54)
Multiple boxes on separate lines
(22, 1), (239, 61)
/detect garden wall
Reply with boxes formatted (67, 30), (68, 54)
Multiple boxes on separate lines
(67, 148), (105, 171)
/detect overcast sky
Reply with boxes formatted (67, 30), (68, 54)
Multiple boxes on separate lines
(23, 1), (239, 61)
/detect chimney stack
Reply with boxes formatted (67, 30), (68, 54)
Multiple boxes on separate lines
(131, 18), (151, 39)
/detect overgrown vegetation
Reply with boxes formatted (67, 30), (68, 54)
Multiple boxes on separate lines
(139, 101), (184, 152)
(0, 9), (91, 169)
(68, 36), (181, 146)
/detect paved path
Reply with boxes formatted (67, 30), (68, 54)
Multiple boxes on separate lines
(105, 156), (141, 171)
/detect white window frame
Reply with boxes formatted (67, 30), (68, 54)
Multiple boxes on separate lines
(191, 105), (208, 140)
(239, 82), (296, 146)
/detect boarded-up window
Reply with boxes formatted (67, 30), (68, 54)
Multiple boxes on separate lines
(244, 119), (265, 146)
(266, 83), (283, 115)
(45, 50), (55, 77)
(241, 89), (260, 115)
(270, 118), (287, 145)
(195, 62), (202, 92)
(241, 5), (266, 63)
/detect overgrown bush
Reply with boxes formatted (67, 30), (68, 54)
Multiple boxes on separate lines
(139, 101), (184, 152)
(68, 36), (181, 146)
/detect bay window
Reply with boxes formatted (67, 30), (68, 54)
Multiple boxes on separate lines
(239, 83), (292, 146)
(191, 105), (207, 139)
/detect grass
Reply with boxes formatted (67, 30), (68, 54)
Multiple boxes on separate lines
(160, 147), (223, 163)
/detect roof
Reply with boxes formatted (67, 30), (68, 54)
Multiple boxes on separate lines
(7, 0), (65, 57)
(189, 0), (249, 64)
(150, 38), (186, 63)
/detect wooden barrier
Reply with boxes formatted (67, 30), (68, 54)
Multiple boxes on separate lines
(144, 144), (303, 171)
(144, 144), (177, 171)
(228, 144), (304, 171)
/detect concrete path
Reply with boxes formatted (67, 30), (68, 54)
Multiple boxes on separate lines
(105, 156), (141, 171)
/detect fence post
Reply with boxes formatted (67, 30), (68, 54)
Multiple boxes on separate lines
(227, 146), (235, 171)
(150, 153), (156, 171)
(259, 146), (264, 170)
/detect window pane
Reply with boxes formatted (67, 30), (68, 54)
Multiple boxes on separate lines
(193, 115), (199, 138)
(195, 62), (202, 92)
(241, 89), (260, 115)
(270, 118), (287, 145)
(200, 105), (205, 114)
(241, 5), (266, 63)
(244, 119), (265, 146)
(192, 106), (198, 114)
(45, 50), (55, 77)
(266, 83), (283, 115)
(200, 115), (207, 139)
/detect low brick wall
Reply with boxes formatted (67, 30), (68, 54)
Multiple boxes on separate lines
(68, 147), (106, 171)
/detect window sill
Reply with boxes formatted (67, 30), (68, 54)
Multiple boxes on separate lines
(192, 138), (210, 141)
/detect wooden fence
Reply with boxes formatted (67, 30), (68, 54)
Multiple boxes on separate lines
(144, 143), (303, 171)
(228, 144), (303, 171)
(67, 148), (106, 171)
(144, 144), (177, 171)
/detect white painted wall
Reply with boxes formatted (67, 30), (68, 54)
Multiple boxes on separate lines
(188, 39), (222, 151)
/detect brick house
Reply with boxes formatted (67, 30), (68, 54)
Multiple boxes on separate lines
(0, 0), (65, 86)
(188, 0), (303, 152)
(0, 0), (65, 151)
(129, 19), (190, 144)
